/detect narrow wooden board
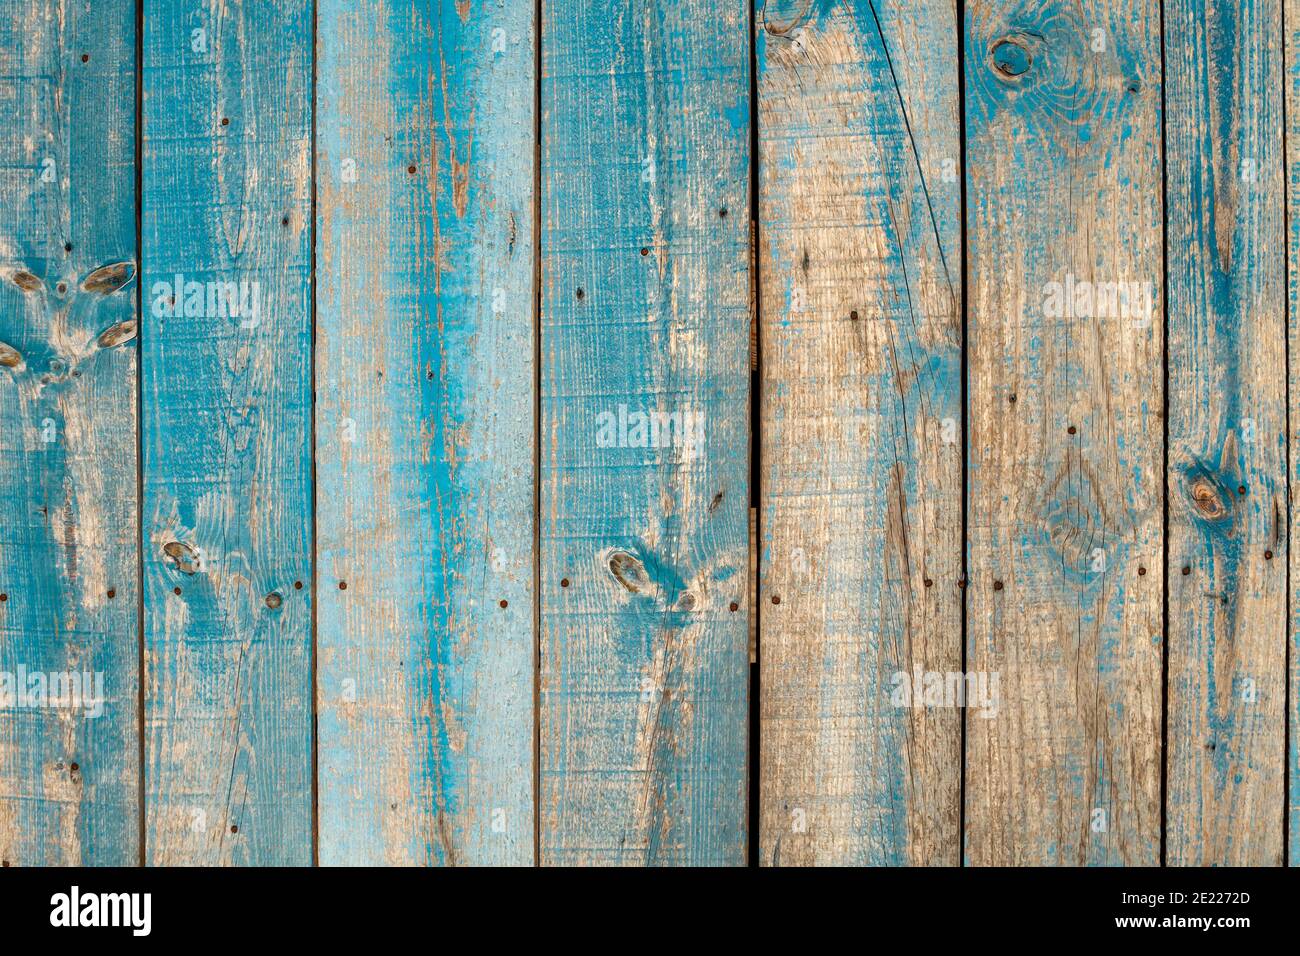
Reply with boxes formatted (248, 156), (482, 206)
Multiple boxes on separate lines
(964, 0), (1164, 865)
(1166, 0), (1286, 866)
(1287, 0), (1300, 870)
(315, 0), (536, 866)
(755, 0), (963, 866)
(539, 0), (752, 865)
(141, 0), (313, 865)
(0, 0), (139, 867)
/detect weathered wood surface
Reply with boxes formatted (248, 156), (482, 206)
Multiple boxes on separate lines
(964, 0), (1164, 865)
(756, 0), (963, 866)
(0, 0), (139, 867)
(1289, 0), (1300, 869)
(2, 0), (1299, 869)
(539, 0), (752, 865)
(1165, 0), (1286, 866)
(315, 0), (536, 866)
(141, 0), (314, 865)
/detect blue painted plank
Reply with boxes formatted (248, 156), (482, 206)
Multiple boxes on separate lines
(0, 0), (139, 866)
(540, 0), (752, 865)
(141, 0), (313, 865)
(756, 0), (963, 866)
(1286, 0), (1300, 868)
(315, 0), (536, 866)
(964, 0), (1164, 864)
(1166, 0), (1286, 865)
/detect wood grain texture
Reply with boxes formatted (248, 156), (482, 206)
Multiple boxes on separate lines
(1287, 0), (1300, 870)
(1, 0), (1295, 871)
(0, 0), (139, 867)
(142, 0), (313, 865)
(1165, 0), (1286, 866)
(315, 0), (536, 866)
(539, 0), (752, 865)
(756, 0), (962, 866)
(964, 0), (1164, 865)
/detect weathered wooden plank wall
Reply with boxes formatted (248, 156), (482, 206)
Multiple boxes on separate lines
(0, 0), (139, 867)
(2, 0), (1299, 868)
(1165, 0), (1286, 866)
(965, 0), (1164, 866)
(141, 0), (314, 865)
(315, 0), (536, 866)
(538, 0), (752, 864)
(756, 0), (963, 866)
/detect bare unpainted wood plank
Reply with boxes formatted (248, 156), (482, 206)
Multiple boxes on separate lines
(315, 0), (536, 866)
(539, 0), (752, 865)
(0, 0), (139, 867)
(1165, 0), (1286, 866)
(142, 0), (313, 865)
(756, 0), (962, 866)
(964, 0), (1164, 865)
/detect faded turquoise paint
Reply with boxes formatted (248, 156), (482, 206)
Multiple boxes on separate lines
(965, 0), (1164, 865)
(540, 0), (751, 864)
(142, 0), (313, 864)
(1165, 0), (1287, 867)
(755, 0), (962, 865)
(2, 0), (1294, 873)
(1290, 0), (1300, 869)
(315, 0), (535, 866)
(0, 0), (139, 866)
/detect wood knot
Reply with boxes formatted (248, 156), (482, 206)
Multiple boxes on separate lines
(11, 270), (42, 293)
(608, 551), (648, 593)
(97, 319), (137, 349)
(81, 261), (136, 295)
(0, 342), (23, 369)
(991, 38), (1032, 78)
(760, 0), (812, 37)
(162, 540), (200, 574)
(1189, 479), (1227, 520)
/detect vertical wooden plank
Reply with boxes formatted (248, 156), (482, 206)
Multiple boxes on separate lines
(540, 0), (751, 865)
(1166, 0), (1286, 866)
(142, 0), (313, 865)
(965, 0), (1164, 864)
(1290, 0), (1300, 869)
(0, 0), (138, 866)
(755, 0), (963, 866)
(315, 0), (536, 866)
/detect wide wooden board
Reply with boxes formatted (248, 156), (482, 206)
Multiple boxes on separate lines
(756, 0), (963, 866)
(315, 0), (537, 866)
(539, 0), (753, 865)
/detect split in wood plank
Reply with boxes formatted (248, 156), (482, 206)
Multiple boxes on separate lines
(756, 0), (964, 866)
